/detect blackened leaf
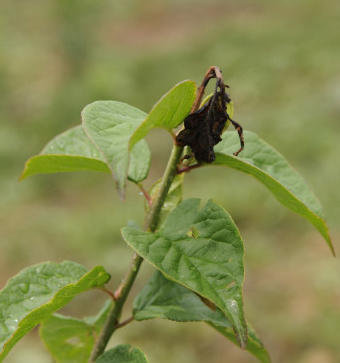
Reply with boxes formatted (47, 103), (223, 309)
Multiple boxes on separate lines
(176, 83), (231, 163)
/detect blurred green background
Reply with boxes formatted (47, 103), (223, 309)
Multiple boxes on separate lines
(1, 0), (340, 362)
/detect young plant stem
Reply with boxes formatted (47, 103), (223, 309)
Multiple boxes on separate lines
(89, 71), (208, 362)
(144, 144), (184, 232)
(89, 253), (143, 362)
(89, 144), (184, 363)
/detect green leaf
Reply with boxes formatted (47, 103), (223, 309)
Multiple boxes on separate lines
(129, 81), (197, 150)
(40, 314), (94, 363)
(20, 126), (110, 180)
(96, 344), (149, 363)
(210, 323), (270, 363)
(20, 125), (150, 184)
(213, 130), (334, 254)
(40, 300), (113, 363)
(81, 101), (150, 196)
(146, 174), (184, 227)
(0, 261), (110, 362)
(127, 137), (151, 184)
(134, 271), (271, 363)
(20, 155), (110, 180)
(121, 198), (247, 348)
(40, 125), (105, 157)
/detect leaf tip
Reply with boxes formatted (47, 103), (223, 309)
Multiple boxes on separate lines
(324, 227), (336, 256)
(329, 240), (336, 257)
(116, 181), (127, 201)
(18, 170), (26, 182)
(18, 159), (33, 181)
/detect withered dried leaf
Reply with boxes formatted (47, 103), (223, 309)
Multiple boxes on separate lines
(176, 76), (244, 163)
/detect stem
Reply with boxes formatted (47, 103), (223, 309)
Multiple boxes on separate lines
(144, 144), (184, 232)
(89, 252), (143, 362)
(115, 316), (134, 329)
(137, 183), (152, 207)
(89, 68), (211, 362)
(89, 144), (184, 363)
(99, 287), (116, 300)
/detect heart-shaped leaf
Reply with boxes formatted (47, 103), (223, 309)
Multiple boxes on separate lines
(129, 81), (197, 150)
(213, 130), (334, 254)
(134, 271), (271, 363)
(121, 198), (247, 348)
(0, 261), (110, 362)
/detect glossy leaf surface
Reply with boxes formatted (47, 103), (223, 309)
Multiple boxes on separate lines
(0, 261), (110, 362)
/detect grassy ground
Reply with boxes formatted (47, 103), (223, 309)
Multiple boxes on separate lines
(1, 0), (340, 362)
